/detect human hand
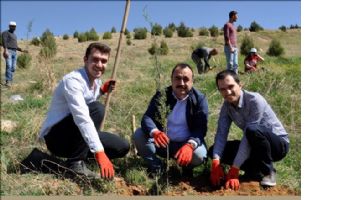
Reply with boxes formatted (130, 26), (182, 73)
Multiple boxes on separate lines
(152, 130), (169, 148)
(175, 143), (194, 166)
(101, 79), (116, 94)
(225, 166), (240, 190)
(95, 151), (114, 179)
(210, 159), (225, 186)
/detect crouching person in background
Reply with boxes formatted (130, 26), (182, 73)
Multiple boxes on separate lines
(209, 70), (289, 190)
(133, 63), (209, 178)
(38, 42), (130, 180)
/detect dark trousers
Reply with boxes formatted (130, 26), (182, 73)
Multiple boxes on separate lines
(208, 125), (289, 176)
(44, 101), (130, 162)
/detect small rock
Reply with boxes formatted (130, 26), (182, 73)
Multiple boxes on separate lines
(1, 120), (17, 133)
(10, 94), (24, 102)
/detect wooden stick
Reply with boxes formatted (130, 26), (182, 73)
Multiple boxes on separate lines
(100, 0), (131, 130)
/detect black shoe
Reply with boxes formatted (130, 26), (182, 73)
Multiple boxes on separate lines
(239, 171), (263, 182)
(66, 160), (99, 179)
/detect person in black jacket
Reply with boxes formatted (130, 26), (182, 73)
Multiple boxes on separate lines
(133, 63), (209, 177)
(191, 47), (218, 74)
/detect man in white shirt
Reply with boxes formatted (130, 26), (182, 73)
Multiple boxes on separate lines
(39, 43), (129, 179)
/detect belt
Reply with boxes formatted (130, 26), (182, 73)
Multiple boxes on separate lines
(7, 48), (17, 50)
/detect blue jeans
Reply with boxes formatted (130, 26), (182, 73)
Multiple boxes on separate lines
(224, 45), (238, 73)
(133, 128), (207, 171)
(5, 49), (17, 82)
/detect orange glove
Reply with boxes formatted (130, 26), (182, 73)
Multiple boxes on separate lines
(210, 159), (225, 186)
(225, 166), (240, 190)
(152, 130), (169, 148)
(100, 79), (116, 94)
(95, 151), (114, 179)
(175, 143), (194, 166)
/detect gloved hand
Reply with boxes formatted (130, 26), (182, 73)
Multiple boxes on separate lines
(95, 151), (114, 179)
(152, 130), (169, 148)
(225, 166), (240, 190)
(210, 159), (225, 186)
(175, 143), (194, 166)
(100, 79), (116, 94)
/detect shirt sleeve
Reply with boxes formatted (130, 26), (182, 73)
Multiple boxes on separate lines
(63, 77), (104, 153)
(213, 103), (232, 159)
(232, 135), (251, 168)
(244, 94), (266, 131)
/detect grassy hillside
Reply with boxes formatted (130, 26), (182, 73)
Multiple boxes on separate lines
(0, 29), (300, 195)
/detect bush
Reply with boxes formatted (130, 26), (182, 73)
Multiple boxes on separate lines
(63, 34), (69, 40)
(134, 27), (148, 39)
(177, 22), (193, 37)
(31, 37), (40, 46)
(39, 29), (57, 58)
(199, 27), (209, 36)
(78, 33), (88, 43)
(249, 21), (264, 32)
(151, 23), (163, 36)
(148, 43), (158, 55)
(240, 35), (255, 56)
(73, 31), (79, 38)
(86, 28), (99, 41)
(126, 39), (132, 46)
(163, 27), (173, 38)
(267, 39), (284, 57)
(103, 32), (112, 40)
(279, 25), (287, 32)
(124, 28), (129, 35)
(160, 40), (169, 55)
(237, 25), (243, 32)
(168, 23), (176, 32)
(111, 27), (117, 33)
(209, 25), (219, 37)
(126, 32), (131, 39)
(17, 53), (32, 69)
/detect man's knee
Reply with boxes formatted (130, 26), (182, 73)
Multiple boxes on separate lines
(133, 128), (148, 145)
(191, 145), (207, 166)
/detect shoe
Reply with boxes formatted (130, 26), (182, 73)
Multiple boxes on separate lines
(66, 160), (99, 179)
(239, 171), (262, 182)
(260, 170), (276, 186)
(4, 81), (11, 87)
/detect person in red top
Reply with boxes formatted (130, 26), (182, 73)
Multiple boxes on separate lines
(223, 11), (239, 73)
(244, 48), (264, 73)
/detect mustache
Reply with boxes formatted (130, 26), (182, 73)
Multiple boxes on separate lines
(176, 85), (187, 89)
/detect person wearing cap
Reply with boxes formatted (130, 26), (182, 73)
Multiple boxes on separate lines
(38, 42), (130, 180)
(2, 21), (26, 87)
(223, 11), (239, 73)
(208, 70), (289, 190)
(244, 48), (265, 73)
(191, 47), (218, 74)
(133, 63), (208, 178)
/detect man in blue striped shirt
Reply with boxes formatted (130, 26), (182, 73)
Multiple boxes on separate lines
(209, 70), (289, 190)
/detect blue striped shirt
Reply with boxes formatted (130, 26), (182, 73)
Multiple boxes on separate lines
(213, 90), (289, 168)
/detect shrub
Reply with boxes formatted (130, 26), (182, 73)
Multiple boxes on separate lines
(240, 35), (255, 56)
(160, 40), (169, 55)
(209, 25), (219, 37)
(134, 27), (148, 39)
(126, 32), (131, 39)
(86, 28), (99, 41)
(148, 43), (158, 55)
(177, 22), (193, 37)
(39, 29), (57, 58)
(163, 27), (173, 38)
(126, 39), (132, 46)
(237, 25), (243, 32)
(17, 53), (32, 69)
(63, 34), (69, 40)
(31, 37), (40, 46)
(111, 26), (117, 33)
(168, 23), (176, 32)
(78, 33), (88, 43)
(73, 31), (79, 38)
(151, 23), (163, 36)
(249, 21), (264, 32)
(279, 25), (287, 32)
(199, 27), (209, 36)
(124, 28), (129, 35)
(103, 32), (112, 40)
(267, 39), (284, 57)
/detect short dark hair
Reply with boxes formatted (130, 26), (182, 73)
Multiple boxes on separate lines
(85, 42), (111, 58)
(171, 63), (194, 78)
(215, 70), (240, 89)
(229, 10), (238, 18)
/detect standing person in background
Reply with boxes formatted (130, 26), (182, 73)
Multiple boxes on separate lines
(191, 47), (218, 74)
(244, 48), (265, 73)
(1, 21), (26, 87)
(38, 43), (130, 180)
(224, 11), (239, 73)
